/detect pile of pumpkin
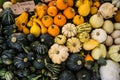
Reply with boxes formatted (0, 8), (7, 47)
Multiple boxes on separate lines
(0, 0), (120, 80)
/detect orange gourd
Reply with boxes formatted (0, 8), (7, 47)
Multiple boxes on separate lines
(67, 0), (74, 7)
(63, 7), (75, 19)
(73, 15), (84, 25)
(93, 1), (100, 8)
(41, 15), (53, 27)
(56, 0), (68, 10)
(48, 24), (60, 37)
(85, 54), (94, 61)
(47, 6), (58, 17)
(54, 13), (67, 27)
(48, 0), (56, 7)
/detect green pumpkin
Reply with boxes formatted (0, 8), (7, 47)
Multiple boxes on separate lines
(30, 41), (48, 55)
(7, 33), (27, 52)
(14, 53), (30, 69)
(39, 34), (54, 47)
(1, 49), (17, 65)
(27, 33), (36, 42)
(59, 70), (76, 80)
(1, 8), (15, 26)
(66, 54), (84, 71)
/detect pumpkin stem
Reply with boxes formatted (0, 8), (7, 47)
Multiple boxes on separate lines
(96, 32), (100, 36)
(77, 60), (82, 65)
(58, 15), (61, 20)
(71, 8), (75, 13)
(64, 0), (68, 4)
(23, 58), (28, 63)
(51, 25), (55, 28)
(37, 59), (42, 63)
(11, 37), (17, 43)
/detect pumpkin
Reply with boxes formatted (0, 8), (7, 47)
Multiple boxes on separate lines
(108, 45), (120, 62)
(27, 33), (36, 42)
(41, 15), (53, 27)
(47, 6), (58, 17)
(14, 53), (30, 69)
(76, 68), (91, 80)
(48, 43), (69, 64)
(48, 0), (56, 7)
(48, 24), (60, 37)
(2, 1), (12, 9)
(54, 13), (67, 27)
(63, 7), (75, 19)
(66, 37), (82, 53)
(39, 34), (54, 47)
(77, 32), (90, 43)
(56, 0), (68, 10)
(59, 70), (76, 80)
(1, 49), (17, 65)
(66, 54), (84, 71)
(7, 33), (27, 52)
(62, 23), (77, 38)
(91, 28), (107, 43)
(33, 54), (45, 69)
(73, 15), (84, 26)
(1, 8), (15, 26)
(89, 13), (104, 28)
(76, 22), (92, 33)
(67, 0), (74, 7)
(30, 41), (48, 55)
(54, 35), (67, 45)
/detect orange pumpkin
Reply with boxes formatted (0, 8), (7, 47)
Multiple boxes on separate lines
(47, 6), (58, 17)
(56, 0), (68, 10)
(35, 2), (48, 19)
(93, 1), (100, 8)
(41, 15), (53, 27)
(63, 7), (75, 19)
(54, 13), (67, 27)
(73, 15), (84, 25)
(67, 0), (74, 7)
(48, 24), (60, 37)
(48, 0), (56, 7)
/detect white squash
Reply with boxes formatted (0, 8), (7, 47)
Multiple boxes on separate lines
(102, 20), (114, 34)
(114, 23), (120, 30)
(91, 28), (107, 43)
(3, 1), (12, 9)
(89, 13), (104, 28)
(104, 35), (113, 47)
(114, 38), (120, 45)
(111, 30), (120, 39)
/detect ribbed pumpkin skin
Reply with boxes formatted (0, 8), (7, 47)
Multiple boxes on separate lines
(1, 8), (15, 26)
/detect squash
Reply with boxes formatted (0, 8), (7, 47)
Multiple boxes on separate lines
(73, 15), (84, 26)
(1, 8), (15, 26)
(91, 29), (107, 43)
(27, 33), (36, 42)
(108, 45), (120, 62)
(47, 6), (58, 17)
(33, 54), (45, 69)
(66, 37), (82, 53)
(1, 49), (17, 65)
(48, 43), (69, 64)
(66, 54), (84, 71)
(14, 53), (30, 69)
(2, 1), (12, 9)
(30, 41), (48, 55)
(54, 13), (67, 27)
(56, 0), (68, 10)
(39, 34), (54, 47)
(83, 39), (99, 51)
(59, 70), (76, 80)
(54, 35), (67, 45)
(89, 13), (104, 28)
(7, 33), (27, 52)
(77, 32), (90, 43)
(62, 23), (77, 38)
(63, 7), (76, 19)
(48, 24), (60, 37)
(76, 22), (92, 33)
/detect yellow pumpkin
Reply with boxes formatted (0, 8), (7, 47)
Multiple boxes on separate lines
(73, 15), (84, 25)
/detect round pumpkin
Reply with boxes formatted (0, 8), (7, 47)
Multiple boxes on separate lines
(56, 0), (68, 10)
(73, 15), (84, 25)
(48, 24), (60, 37)
(47, 6), (58, 17)
(48, 0), (56, 7)
(54, 13), (67, 27)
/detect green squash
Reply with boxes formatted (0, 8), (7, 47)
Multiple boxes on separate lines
(1, 49), (17, 65)
(33, 55), (45, 69)
(27, 33), (36, 42)
(7, 33), (27, 52)
(76, 68), (91, 80)
(1, 8), (15, 26)
(59, 70), (76, 80)
(30, 41), (48, 55)
(66, 54), (84, 71)
(14, 53), (30, 69)
(39, 34), (54, 47)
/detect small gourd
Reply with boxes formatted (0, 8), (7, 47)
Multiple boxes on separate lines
(66, 54), (84, 71)
(54, 35), (67, 45)
(3, 1), (12, 9)
(91, 29), (107, 43)
(48, 43), (69, 64)
(73, 15), (84, 25)
(66, 37), (82, 53)
(62, 23), (77, 38)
